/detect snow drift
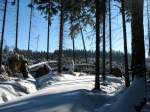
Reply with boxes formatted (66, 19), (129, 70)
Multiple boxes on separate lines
(0, 74), (37, 104)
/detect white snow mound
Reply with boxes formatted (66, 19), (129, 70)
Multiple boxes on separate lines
(0, 74), (37, 104)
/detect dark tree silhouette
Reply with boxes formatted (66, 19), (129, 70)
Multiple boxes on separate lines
(131, 0), (145, 78)
(121, 0), (130, 87)
(0, 0), (8, 71)
(94, 0), (101, 90)
(46, 1), (51, 61)
(102, 0), (106, 81)
(15, 0), (20, 52)
(108, 0), (112, 73)
(28, 0), (34, 51)
(47, 11), (50, 61)
(58, 0), (64, 73)
(70, 19), (76, 63)
(147, 0), (150, 57)
(79, 23), (88, 63)
(33, 0), (59, 61)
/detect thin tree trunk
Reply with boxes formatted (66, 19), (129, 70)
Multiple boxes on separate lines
(0, 0), (8, 70)
(102, 0), (106, 81)
(94, 0), (100, 90)
(58, 0), (64, 73)
(72, 37), (75, 63)
(121, 0), (130, 87)
(78, 18), (88, 63)
(149, 38), (150, 57)
(147, 0), (150, 57)
(28, 0), (33, 51)
(131, 0), (145, 78)
(15, 0), (19, 52)
(108, 0), (112, 74)
(47, 12), (50, 61)
(79, 25), (88, 63)
(70, 17), (75, 63)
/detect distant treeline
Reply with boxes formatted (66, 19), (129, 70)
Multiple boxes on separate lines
(18, 49), (131, 64)
(3, 47), (131, 64)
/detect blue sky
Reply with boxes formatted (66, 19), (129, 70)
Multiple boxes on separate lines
(0, 0), (149, 57)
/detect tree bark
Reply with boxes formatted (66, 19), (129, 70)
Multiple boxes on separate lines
(47, 2), (51, 61)
(94, 0), (100, 90)
(147, 0), (150, 57)
(102, 0), (106, 81)
(131, 0), (145, 78)
(58, 0), (64, 73)
(108, 0), (112, 74)
(0, 0), (8, 70)
(15, 0), (19, 52)
(149, 38), (150, 57)
(70, 17), (75, 63)
(121, 0), (130, 87)
(72, 37), (75, 63)
(47, 12), (50, 61)
(28, 0), (33, 51)
(80, 25), (88, 63)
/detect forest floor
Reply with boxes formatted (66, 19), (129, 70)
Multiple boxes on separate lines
(0, 60), (149, 112)
(0, 73), (124, 112)
(142, 77), (150, 112)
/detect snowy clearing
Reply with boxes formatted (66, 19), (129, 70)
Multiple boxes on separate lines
(0, 72), (124, 112)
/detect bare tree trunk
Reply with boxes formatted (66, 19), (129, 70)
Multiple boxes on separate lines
(15, 0), (19, 52)
(149, 38), (150, 57)
(0, 0), (8, 70)
(70, 17), (75, 63)
(121, 0), (130, 87)
(78, 18), (88, 63)
(28, 0), (33, 51)
(47, 12), (50, 61)
(147, 0), (150, 57)
(80, 25), (88, 63)
(131, 0), (145, 78)
(58, 0), (64, 73)
(102, 0), (106, 81)
(108, 0), (112, 74)
(94, 0), (100, 90)
(72, 37), (75, 63)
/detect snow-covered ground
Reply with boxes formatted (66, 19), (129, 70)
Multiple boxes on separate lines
(99, 77), (146, 112)
(0, 71), (125, 112)
(142, 77), (150, 112)
(36, 73), (123, 94)
(1, 59), (148, 112)
(0, 74), (37, 104)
